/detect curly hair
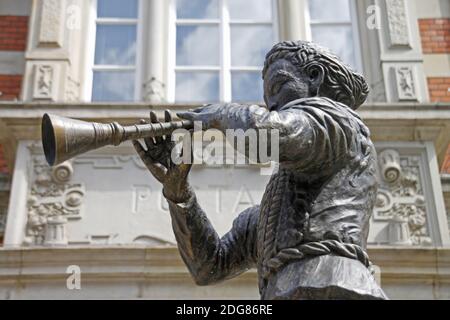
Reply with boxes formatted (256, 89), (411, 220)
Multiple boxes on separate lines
(262, 41), (369, 110)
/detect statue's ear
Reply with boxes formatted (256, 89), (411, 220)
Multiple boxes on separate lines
(307, 65), (325, 96)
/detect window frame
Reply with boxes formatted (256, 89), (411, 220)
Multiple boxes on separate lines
(167, 0), (279, 103)
(84, 0), (145, 102)
(304, 0), (363, 73)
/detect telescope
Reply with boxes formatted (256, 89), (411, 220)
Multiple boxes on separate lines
(41, 113), (194, 166)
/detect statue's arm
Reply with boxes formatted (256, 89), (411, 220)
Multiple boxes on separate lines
(165, 189), (259, 285)
(178, 103), (317, 163)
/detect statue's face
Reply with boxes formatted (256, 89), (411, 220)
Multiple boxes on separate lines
(263, 58), (312, 111)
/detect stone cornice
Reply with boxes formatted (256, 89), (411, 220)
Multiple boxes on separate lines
(0, 102), (449, 171)
(0, 246), (449, 284)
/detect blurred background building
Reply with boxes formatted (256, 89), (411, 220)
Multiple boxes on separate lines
(0, 0), (449, 299)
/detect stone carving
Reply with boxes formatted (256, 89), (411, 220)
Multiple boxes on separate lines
(65, 76), (80, 102)
(143, 77), (165, 102)
(378, 149), (402, 183)
(38, 0), (64, 47)
(33, 64), (55, 100)
(393, 66), (417, 101)
(374, 149), (431, 246)
(131, 41), (387, 299)
(385, 0), (410, 47)
(24, 158), (84, 246)
(74, 155), (147, 170)
(44, 215), (68, 246)
(133, 235), (174, 246)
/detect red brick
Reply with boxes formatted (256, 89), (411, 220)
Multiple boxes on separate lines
(428, 77), (450, 102)
(419, 18), (450, 54)
(0, 15), (28, 51)
(0, 74), (22, 101)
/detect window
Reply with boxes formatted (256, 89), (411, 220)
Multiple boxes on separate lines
(88, 0), (142, 101)
(306, 0), (362, 71)
(171, 0), (277, 103)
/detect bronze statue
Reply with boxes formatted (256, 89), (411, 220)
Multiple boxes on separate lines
(132, 41), (388, 300)
(41, 40), (388, 300)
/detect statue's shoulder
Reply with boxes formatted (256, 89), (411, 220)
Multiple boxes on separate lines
(280, 97), (371, 138)
(280, 97), (362, 121)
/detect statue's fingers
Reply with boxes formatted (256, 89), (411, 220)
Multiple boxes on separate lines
(164, 109), (173, 122)
(178, 162), (193, 179)
(132, 139), (147, 157)
(150, 111), (163, 144)
(178, 135), (193, 176)
(176, 111), (196, 121)
(145, 161), (167, 183)
(133, 140), (167, 182)
(139, 119), (154, 149)
(149, 110), (158, 123)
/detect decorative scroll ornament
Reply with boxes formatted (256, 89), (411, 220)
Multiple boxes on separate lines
(375, 150), (431, 246)
(24, 158), (84, 246)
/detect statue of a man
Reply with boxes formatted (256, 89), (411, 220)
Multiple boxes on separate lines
(133, 41), (388, 300)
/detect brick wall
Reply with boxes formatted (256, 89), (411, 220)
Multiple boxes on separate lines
(427, 77), (450, 103)
(419, 18), (450, 54)
(0, 74), (22, 101)
(0, 15), (28, 51)
(0, 15), (28, 101)
(0, 15), (29, 181)
(419, 18), (450, 172)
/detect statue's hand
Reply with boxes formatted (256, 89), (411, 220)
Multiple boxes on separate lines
(177, 103), (228, 130)
(133, 110), (193, 203)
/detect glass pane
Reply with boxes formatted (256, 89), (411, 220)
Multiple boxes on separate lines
(92, 71), (135, 102)
(175, 72), (219, 103)
(176, 0), (219, 19)
(228, 0), (272, 20)
(308, 0), (351, 22)
(97, 0), (137, 18)
(231, 25), (273, 66)
(95, 25), (136, 65)
(176, 25), (219, 66)
(311, 25), (356, 69)
(232, 72), (264, 102)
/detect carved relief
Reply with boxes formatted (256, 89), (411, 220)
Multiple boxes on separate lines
(65, 76), (80, 102)
(374, 149), (431, 246)
(133, 235), (174, 246)
(392, 66), (417, 101)
(385, 0), (411, 47)
(24, 157), (84, 246)
(33, 64), (59, 100)
(143, 77), (165, 102)
(74, 155), (147, 170)
(38, 0), (64, 47)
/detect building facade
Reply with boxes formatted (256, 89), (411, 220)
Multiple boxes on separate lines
(0, 0), (450, 299)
